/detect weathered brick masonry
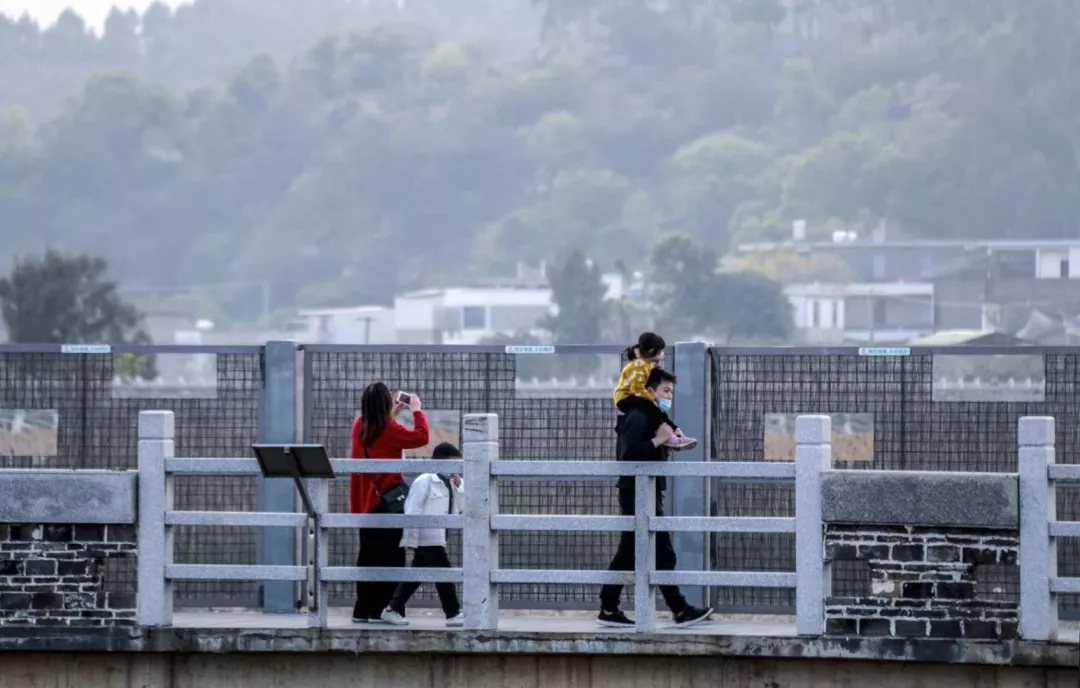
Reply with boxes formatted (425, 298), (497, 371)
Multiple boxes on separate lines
(824, 525), (1019, 640)
(0, 524), (136, 626)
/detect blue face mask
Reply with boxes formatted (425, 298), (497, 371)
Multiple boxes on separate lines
(657, 398), (672, 413)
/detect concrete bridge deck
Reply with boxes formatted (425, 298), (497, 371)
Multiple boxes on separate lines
(173, 609), (799, 636)
(2, 610), (1075, 668)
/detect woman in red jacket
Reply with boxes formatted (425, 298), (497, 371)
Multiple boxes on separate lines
(349, 381), (430, 623)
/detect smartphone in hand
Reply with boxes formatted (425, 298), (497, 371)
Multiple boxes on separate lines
(395, 391), (412, 406)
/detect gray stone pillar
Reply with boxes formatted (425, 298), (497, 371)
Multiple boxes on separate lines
(259, 340), (299, 614)
(463, 413), (498, 630)
(1019, 416), (1057, 641)
(672, 341), (708, 607)
(137, 410), (174, 627)
(633, 474), (657, 632)
(795, 414), (830, 636)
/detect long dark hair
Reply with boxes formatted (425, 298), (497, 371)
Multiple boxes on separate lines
(623, 331), (666, 362)
(359, 382), (394, 447)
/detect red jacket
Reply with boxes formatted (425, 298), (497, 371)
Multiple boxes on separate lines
(349, 411), (430, 514)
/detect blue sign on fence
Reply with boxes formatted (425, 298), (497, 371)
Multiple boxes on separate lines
(504, 345), (555, 355)
(858, 347), (910, 357)
(60, 344), (112, 354)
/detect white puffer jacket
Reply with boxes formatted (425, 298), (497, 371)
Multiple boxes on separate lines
(400, 473), (465, 549)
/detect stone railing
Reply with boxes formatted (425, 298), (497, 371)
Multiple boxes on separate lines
(135, 410), (819, 633)
(0, 472), (137, 627)
(2, 412), (1077, 643)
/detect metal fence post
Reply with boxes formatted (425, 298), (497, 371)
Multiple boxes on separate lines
(137, 410), (174, 627)
(795, 414), (830, 637)
(1019, 416), (1057, 641)
(259, 340), (299, 614)
(463, 413), (498, 630)
(307, 476), (329, 628)
(633, 474), (657, 632)
(672, 341), (709, 608)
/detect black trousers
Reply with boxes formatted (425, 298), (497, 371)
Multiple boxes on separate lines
(388, 546), (461, 617)
(352, 525), (405, 620)
(599, 485), (688, 614)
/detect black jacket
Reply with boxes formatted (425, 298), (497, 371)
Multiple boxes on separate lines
(615, 406), (670, 491)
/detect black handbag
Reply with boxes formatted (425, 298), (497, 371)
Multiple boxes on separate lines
(365, 444), (409, 514)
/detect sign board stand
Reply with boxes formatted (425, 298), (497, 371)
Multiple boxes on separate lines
(252, 444), (334, 612)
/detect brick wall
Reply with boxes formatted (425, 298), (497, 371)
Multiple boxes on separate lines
(824, 525), (1019, 640)
(0, 524), (136, 626)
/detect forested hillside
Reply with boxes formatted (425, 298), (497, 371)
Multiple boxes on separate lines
(1, 0), (1077, 324)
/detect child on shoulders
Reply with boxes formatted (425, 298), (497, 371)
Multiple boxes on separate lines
(613, 331), (698, 451)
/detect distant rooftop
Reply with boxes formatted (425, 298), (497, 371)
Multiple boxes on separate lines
(737, 238), (1080, 253)
(296, 306), (389, 317)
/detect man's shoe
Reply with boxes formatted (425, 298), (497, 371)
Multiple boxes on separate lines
(446, 614), (465, 627)
(351, 616), (368, 624)
(598, 608), (635, 628)
(673, 605), (713, 627)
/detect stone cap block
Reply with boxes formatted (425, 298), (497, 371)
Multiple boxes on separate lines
(139, 410), (175, 440)
(1018, 417), (1055, 447)
(796, 415), (832, 444)
(0, 470), (137, 524)
(463, 413), (498, 443)
(821, 470), (1018, 530)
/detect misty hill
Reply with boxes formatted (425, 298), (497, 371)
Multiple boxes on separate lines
(0, 0), (1077, 326)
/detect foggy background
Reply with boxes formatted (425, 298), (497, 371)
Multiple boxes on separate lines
(2, 0), (1080, 360)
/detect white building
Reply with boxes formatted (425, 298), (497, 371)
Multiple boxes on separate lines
(787, 282), (935, 345)
(285, 306), (395, 344)
(394, 287), (553, 345)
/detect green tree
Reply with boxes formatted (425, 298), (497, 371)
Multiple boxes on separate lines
(649, 233), (791, 342)
(0, 250), (150, 346)
(543, 249), (607, 344)
(541, 249), (609, 377)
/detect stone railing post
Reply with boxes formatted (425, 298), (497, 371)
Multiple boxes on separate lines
(307, 477), (329, 628)
(137, 410), (174, 627)
(1019, 416), (1057, 641)
(633, 473), (658, 632)
(463, 413), (498, 630)
(795, 414), (830, 636)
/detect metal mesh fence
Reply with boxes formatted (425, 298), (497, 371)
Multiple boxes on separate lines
(0, 347), (263, 607)
(709, 348), (1079, 617)
(3, 344), (1075, 617)
(304, 346), (632, 608)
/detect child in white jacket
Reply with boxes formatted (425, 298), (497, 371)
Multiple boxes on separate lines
(380, 442), (465, 627)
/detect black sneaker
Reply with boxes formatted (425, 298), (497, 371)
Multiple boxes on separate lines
(673, 605), (713, 628)
(351, 616), (368, 624)
(598, 608), (635, 628)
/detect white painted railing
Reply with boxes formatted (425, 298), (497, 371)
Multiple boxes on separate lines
(1019, 416), (1080, 641)
(136, 410), (830, 633)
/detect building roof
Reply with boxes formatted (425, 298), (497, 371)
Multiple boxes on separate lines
(396, 285), (552, 308)
(908, 330), (1026, 347)
(738, 238), (1080, 253)
(296, 306), (389, 317)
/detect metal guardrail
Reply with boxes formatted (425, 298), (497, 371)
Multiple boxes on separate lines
(136, 410), (828, 633)
(1019, 417), (1080, 640)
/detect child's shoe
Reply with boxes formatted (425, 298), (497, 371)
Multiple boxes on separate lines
(665, 434), (698, 451)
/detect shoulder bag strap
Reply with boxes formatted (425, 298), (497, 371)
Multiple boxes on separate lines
(364, 443), (383, 498)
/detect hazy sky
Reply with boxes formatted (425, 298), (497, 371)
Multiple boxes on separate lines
(0, 1), (190, 30)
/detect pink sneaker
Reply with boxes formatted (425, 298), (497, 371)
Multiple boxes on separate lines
(665, 435), (698, 451)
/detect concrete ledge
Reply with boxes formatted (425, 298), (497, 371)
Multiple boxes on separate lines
(0, 470), (137, 524)
(821, 470), (1018, 529)
(0, 627), (1074, 668)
